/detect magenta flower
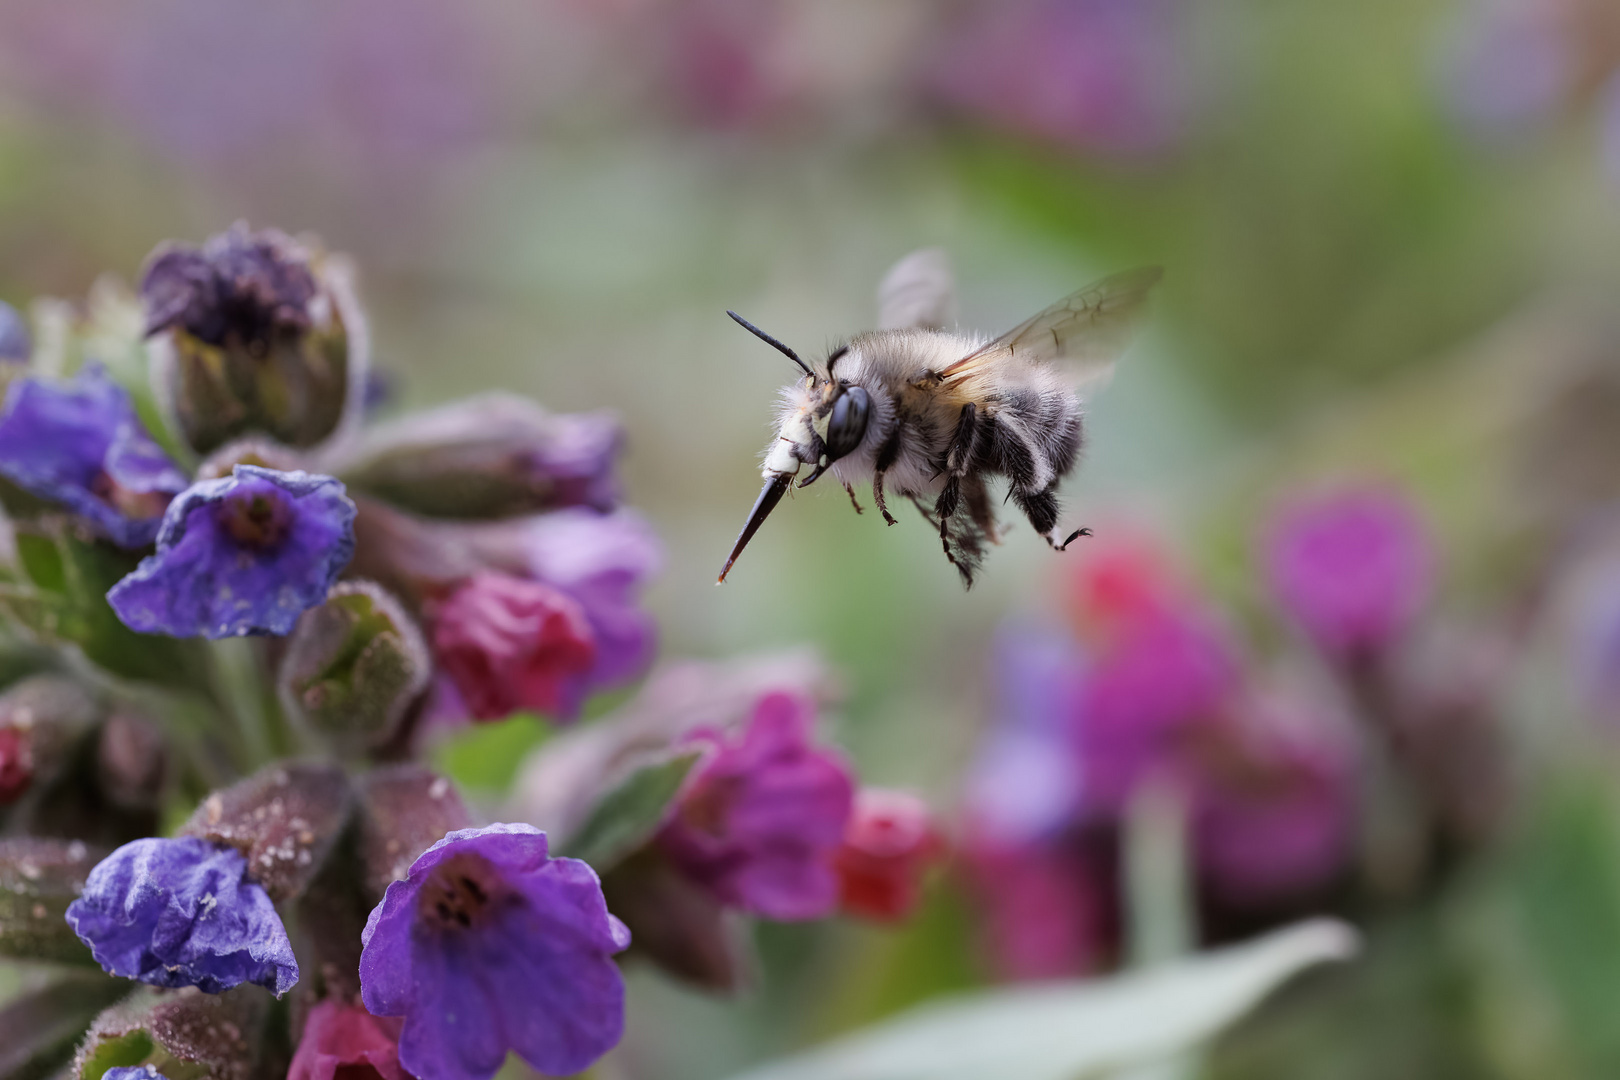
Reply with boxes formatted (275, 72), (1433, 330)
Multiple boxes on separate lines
(290, 999), (408, 1080)
(65, 835), (298, 995)
(657, 691), (855, 921)
(1263, 485), (1435, 661)
(961, 838), (1112, 981)
(1077, 605), (1241, 813)
(0, 366), (188, 548)
(431, 571), (597, 722)
(107, 466), (357, 638)
(359, 823), (629, 1080)
(1192, 699), (1355, 905)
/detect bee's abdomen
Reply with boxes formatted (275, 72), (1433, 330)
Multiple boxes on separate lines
(980, 390), (1082, 492)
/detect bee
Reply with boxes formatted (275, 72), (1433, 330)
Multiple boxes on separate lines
(717, 249), (1161, 588)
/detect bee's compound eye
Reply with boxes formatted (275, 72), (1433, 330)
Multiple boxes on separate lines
(824, 385), (870, 463)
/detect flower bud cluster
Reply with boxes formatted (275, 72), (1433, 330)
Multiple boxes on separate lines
(0, 224), (918, 1080)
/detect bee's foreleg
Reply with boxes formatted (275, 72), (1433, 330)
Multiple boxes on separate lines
(841, 479), (864, 515)
(871, 472), (897, 526)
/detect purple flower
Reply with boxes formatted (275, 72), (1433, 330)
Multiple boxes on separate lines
(106, 1069), (171, 1080)
(64, 835), (298, 995)
(0, 299), (28, 360)
(141, 223), (318, 346)
(521, 509), (661, 712)
(1262, 486), (1435, 662)
(963, 623), (1087, 845)
(1442, 0), (1571, 141)
(928, 0), (1188, 158)
(1193, 698), (1355, 905)
(359, 823), (629, 1080)
(1077, 605), (1241, 813)
(656, 691), (855, 920)
(0, 367), (187, 548)
(107, 465), (356, 638)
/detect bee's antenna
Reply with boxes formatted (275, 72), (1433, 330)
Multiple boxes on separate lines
(727, 311), (814, 378)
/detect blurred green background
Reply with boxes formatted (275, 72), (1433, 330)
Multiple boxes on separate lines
(6, 1), (1620, 1077)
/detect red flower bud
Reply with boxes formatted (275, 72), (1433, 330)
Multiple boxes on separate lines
(835, 789), (945, 922)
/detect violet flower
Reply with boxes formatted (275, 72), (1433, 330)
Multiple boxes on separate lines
(107, 465), (356, 638)
(141, 223), (318, 347)
(359, 823), (629, 1080)
(431, 571), (597, 722)
(290, 999), (408, 1080)
(521, 509), (661, 714)
(963, 623), (1087, 845)
(1262, 485), (1435, 662)
(0, 366), (188, 548)
(105, 1070), (170, 1080)
(656, 691), (855, 921)
(64, 835), (298, 995)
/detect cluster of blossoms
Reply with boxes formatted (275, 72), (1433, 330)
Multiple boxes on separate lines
(962, 487), (1509, 980)
(0, 225), (941, 1080)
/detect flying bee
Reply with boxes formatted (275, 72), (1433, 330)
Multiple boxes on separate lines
(717, 249), (1161, 588)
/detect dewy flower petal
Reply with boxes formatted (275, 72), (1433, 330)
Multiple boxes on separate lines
(359, 823), (629, 1080)
(64, 835), (298, 995)
(0, 366), (187, 548)
(657, 691), (855, 920)
(290, 999), (409, 1080)
(107, 465), (356, 638)
(1262, 485), (1435, 661)
(432, 572), (597, 721)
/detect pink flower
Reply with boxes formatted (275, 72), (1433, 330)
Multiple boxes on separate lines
(289, 999), (408, 1080)
(1077, 605), (1242, 813)
(835, 789), (945, 922)
(1263, 486), (1435, 662)
(657, 692), (855, 921)
(1190, 698), (1355, 905)
(961, 837), (1113, 981)
(430, 571), (596, 722)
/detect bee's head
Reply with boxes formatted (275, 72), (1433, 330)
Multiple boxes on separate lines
(719, 314), (872, 583)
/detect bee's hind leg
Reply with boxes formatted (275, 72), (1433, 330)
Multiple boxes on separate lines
(1012, 484), (1085, 551)
(842, 479), (865, 515)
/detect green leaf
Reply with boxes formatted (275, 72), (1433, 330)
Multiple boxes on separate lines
(0, 972), (129, 1080)
(722, 919), (1358, 1080)
(559, 751), (702, 871)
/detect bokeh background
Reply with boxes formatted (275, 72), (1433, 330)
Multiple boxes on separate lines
(6, 1), (1620, 1077)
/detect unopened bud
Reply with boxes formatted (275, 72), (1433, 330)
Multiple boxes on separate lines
(599, 848), (752, 992)
(335, 393), (622, 518)
(0, 837), (106, 965)
(77, 986), (269, 1080)
(279, 582), (431, 750)
(141, 222), (368, 455)
(181, 762), (351, 902)
(356, 765), (471, 901)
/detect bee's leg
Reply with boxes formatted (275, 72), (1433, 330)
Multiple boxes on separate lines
(1011, 484), (1079, 550)
(944, 402), (980, 478)
(841, 479), (864, 514)
(871, 472), (897, 525)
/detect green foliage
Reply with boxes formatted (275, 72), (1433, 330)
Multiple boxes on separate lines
(561, 751), (701, 871)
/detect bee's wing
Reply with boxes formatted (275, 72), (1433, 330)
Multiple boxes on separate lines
(877, 248), (956, 331)
(939, 266), (1162, 385)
